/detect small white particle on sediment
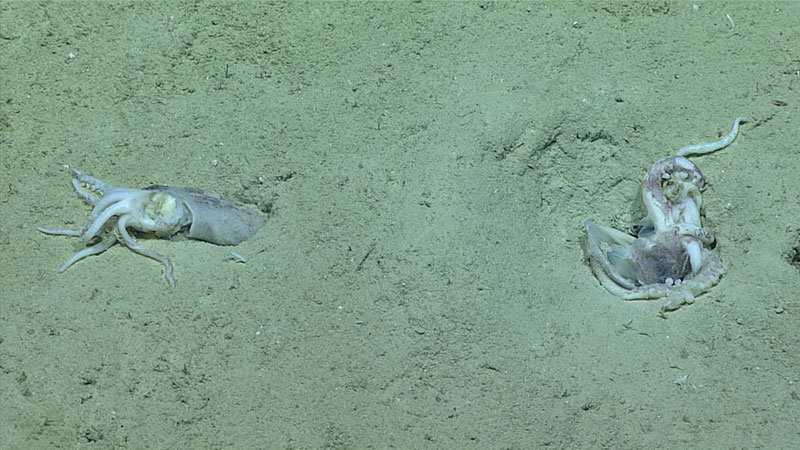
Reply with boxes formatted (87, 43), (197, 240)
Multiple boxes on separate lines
(230, 251), (246, 263)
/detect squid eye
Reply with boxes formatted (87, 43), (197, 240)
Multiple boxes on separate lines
(633, 224), (654, 238)
(146, 192), (179, 220)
